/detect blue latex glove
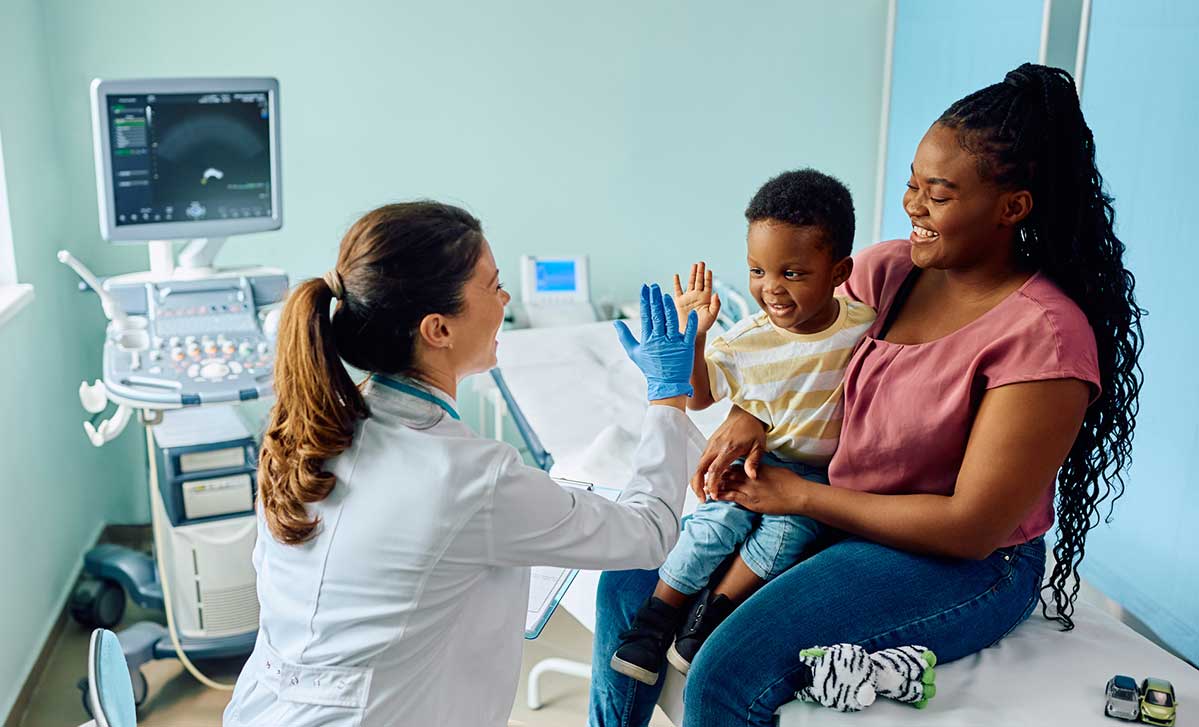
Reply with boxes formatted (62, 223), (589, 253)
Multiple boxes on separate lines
(614, 283), (698, 401)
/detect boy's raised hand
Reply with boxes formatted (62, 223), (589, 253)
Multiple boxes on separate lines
(672, 262), (722, 334)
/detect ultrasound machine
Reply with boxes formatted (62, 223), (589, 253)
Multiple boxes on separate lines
(59, 77), (285, 711)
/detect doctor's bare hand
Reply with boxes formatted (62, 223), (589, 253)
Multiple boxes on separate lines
(691, 405), (768, 501)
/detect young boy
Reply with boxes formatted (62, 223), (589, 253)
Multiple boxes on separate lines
(610, 169), (877, 686)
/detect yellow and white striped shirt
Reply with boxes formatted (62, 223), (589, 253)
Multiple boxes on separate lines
(705, 297), (876, 466)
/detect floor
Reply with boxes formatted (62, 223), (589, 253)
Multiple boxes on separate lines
(15, 568), (1193, 727)
(15, 599), (675, 727)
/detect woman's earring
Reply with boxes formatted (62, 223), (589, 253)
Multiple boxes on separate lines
(1016, 226), (1035, 260)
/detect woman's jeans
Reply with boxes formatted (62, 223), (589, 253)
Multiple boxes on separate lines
(660, 454), (829, 593)
(589, 535), (1045, 727)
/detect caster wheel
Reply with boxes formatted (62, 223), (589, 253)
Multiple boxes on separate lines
(77, 677), (92, 719)
(131, 668), (149, 707)
(70, 577), (126, 629)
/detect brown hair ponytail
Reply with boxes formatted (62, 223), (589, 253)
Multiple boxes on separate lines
(259, 201), (484, 544)
(259, 277), (367, 544)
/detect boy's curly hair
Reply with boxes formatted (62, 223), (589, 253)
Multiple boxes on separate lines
(745, 169), (855, 260)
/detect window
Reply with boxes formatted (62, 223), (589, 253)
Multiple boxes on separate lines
(0, 130), (35, 327)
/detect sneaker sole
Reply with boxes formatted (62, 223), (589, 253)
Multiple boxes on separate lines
(610, 655), (660, 685)
(666, 643), (691, 675)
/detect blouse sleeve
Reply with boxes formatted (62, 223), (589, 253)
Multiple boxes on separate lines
(979, 288), (1103, 404)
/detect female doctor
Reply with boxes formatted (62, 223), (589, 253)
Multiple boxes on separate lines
(224, 201), (700, 727)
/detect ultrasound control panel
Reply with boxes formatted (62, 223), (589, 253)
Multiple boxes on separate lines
(100, 273), (288, 407)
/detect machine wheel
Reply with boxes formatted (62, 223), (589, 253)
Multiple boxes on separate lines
(131, 668), (149, 706)
(69, 576), (126, 629)
(78, 677), (91, 719)
(77, 668), (148, 718)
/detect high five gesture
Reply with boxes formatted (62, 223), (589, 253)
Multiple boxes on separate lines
(672, 262), (722, 335)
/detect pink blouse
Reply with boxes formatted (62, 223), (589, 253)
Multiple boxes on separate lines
(829, 240), (1101, 547)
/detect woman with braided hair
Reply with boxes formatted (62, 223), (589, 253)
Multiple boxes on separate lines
(588, 63), (1143, 725)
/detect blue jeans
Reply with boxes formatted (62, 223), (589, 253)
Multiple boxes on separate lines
(589, 535), (1045, 726)
(660, 454), (829, 593)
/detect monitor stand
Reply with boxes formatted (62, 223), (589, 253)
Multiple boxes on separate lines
(147, 238), (227, 279)
(509, 301), (599, 329)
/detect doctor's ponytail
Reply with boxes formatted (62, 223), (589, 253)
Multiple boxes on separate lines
(259, 202), (485, 545)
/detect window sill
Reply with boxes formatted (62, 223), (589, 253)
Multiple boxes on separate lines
(0, 284), (34, 329)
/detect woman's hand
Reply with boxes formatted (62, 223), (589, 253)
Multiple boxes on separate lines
(673, 262), (722, 334)
(712, 464), (809, 515)
(691, 405), (768, 500)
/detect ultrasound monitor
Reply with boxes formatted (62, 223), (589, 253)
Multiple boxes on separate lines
(91, 77), (282, 243)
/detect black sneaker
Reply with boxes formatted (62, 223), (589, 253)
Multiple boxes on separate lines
(610, 597), (683, 685)
(666, 590), (736, 675)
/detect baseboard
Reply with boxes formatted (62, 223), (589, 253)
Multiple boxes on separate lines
(2, 522), (150, 727)
(2, 607), (71, 727)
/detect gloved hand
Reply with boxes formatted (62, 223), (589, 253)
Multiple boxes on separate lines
(614, 283), (698, 401)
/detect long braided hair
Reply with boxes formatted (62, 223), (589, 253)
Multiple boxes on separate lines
(937, 64), (1144, 629)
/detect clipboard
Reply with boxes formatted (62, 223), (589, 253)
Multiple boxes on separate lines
(526, 477), (621, 639)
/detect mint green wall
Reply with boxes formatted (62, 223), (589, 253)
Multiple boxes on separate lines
(38, 0), (889, 515)
(1044, 0), (1084, 73)
(0, 0), (145, 720)
(2, 1), (889, 719)
(40, 0), (889, 333)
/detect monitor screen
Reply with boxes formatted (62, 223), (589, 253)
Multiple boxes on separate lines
(535, 260), (577, 292)
(105, 91), (272, 226)
(91, 77), (281, 242)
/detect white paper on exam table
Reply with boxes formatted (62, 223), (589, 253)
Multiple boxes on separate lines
(494, 322), (725, 634)
(526, 478), (621, 639)
(493, 321), (732, 475)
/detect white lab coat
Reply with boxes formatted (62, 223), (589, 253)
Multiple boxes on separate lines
(223, 376), (697, 727)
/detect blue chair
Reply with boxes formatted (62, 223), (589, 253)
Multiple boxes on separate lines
(80, 629), (138, 727)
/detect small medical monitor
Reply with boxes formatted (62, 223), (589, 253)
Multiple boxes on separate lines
(520, 255), (591, 304)
(535, 260), (579, 292)
(91, 77), (282, 242)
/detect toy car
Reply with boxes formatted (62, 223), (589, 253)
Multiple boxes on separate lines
(1105, 675), (1140, 721)
(1138, 677), (1176, 726)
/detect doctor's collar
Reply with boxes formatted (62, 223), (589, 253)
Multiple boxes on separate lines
(370, 374), (461, 421)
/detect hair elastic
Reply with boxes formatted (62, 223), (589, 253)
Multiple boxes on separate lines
(323, 270), (344, 299)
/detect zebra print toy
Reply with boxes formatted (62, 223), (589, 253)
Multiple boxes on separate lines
(795, 643), (937, 712)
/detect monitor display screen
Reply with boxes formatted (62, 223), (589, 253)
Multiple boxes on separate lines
(105, 91), (273, 227)
(535, 260), (578, 292)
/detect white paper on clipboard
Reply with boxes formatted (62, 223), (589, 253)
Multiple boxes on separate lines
(526, 477), (620, 639)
